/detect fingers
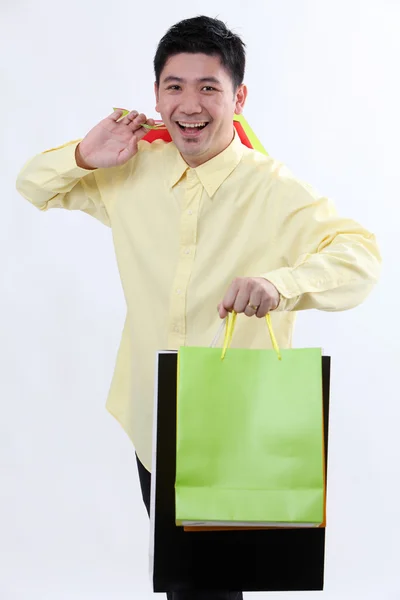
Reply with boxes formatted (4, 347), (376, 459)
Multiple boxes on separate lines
(244, 290), (263, 317)
(133, 122), (152, 143)
(219, 279), (259, 318)
(233, 284), (251, 314)
(218, 302), (227, 319)
(220, 279), (240, 318)
(219, 277), (279, 320)
(110, 110), (157, 136)
(232, 280), (262, 317)
(108, 109), (137, 125)
(115, 109), (144, 127)
(116, 109), (136, 124)
(256, 294), (273, 318)
(122, 110), (141, 126)
(110, 109), (124, 121)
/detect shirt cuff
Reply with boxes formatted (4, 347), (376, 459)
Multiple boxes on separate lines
(42, 139), (95, 178)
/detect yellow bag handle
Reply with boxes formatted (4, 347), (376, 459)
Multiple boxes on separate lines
(221, 311), (282, 361)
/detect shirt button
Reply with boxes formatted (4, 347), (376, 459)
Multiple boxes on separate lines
(188, 210), (193, 215)
(184, 248), (190, 255)
(176, 289), (182, 295)
(174, 326), (180, 333)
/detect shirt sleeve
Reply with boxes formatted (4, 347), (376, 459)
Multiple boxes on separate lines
(261, 167), (382, 312)
(15, 139), (133, 227)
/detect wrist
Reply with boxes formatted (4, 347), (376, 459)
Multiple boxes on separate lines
(75, 144), (96, 170)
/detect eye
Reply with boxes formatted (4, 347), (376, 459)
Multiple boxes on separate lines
(167, 85), (181, 91)
(202, 86), (216, 92)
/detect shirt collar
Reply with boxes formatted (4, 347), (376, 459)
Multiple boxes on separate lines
(168, 130), (244, 198)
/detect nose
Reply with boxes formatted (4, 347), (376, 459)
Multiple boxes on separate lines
(179, 90), (202, 115)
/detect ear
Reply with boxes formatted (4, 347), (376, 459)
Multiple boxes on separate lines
(234, 84), (248, 115)
(154, 82), (160, 114)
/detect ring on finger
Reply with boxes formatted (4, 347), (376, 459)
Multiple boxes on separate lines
(248, 303), (259, 312)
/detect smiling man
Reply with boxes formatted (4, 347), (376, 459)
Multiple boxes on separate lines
(16, 15), (380, 600)
(155, 52), (247, 167)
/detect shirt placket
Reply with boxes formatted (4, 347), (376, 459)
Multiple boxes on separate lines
(167, 169), (201, 349)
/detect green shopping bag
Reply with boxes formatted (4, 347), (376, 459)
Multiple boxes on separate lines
(175, 311), (326, 528)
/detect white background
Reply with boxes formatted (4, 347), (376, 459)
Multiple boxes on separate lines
(1, 0), (399, 598)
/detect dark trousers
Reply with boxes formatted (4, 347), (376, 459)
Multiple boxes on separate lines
(136, 454), (243, 600)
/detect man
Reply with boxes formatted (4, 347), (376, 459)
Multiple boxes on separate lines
(16, 15), (381, 600)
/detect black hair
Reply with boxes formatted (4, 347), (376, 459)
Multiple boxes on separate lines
(154, 16), (246, 90)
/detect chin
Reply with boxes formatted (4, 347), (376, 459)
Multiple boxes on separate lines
(172, 135), (203, 151)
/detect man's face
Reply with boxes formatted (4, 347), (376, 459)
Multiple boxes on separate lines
(155, 53), (247, 167)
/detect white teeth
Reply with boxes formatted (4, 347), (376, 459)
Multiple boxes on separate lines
(178, 122), (207, 128)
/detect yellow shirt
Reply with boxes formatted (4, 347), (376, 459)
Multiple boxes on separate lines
(16, 131), (381, 471)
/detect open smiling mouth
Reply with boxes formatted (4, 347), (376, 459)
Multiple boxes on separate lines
(176, 121), (209, 132)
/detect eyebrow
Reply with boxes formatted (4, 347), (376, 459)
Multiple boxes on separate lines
(162, 75), (222, 85)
